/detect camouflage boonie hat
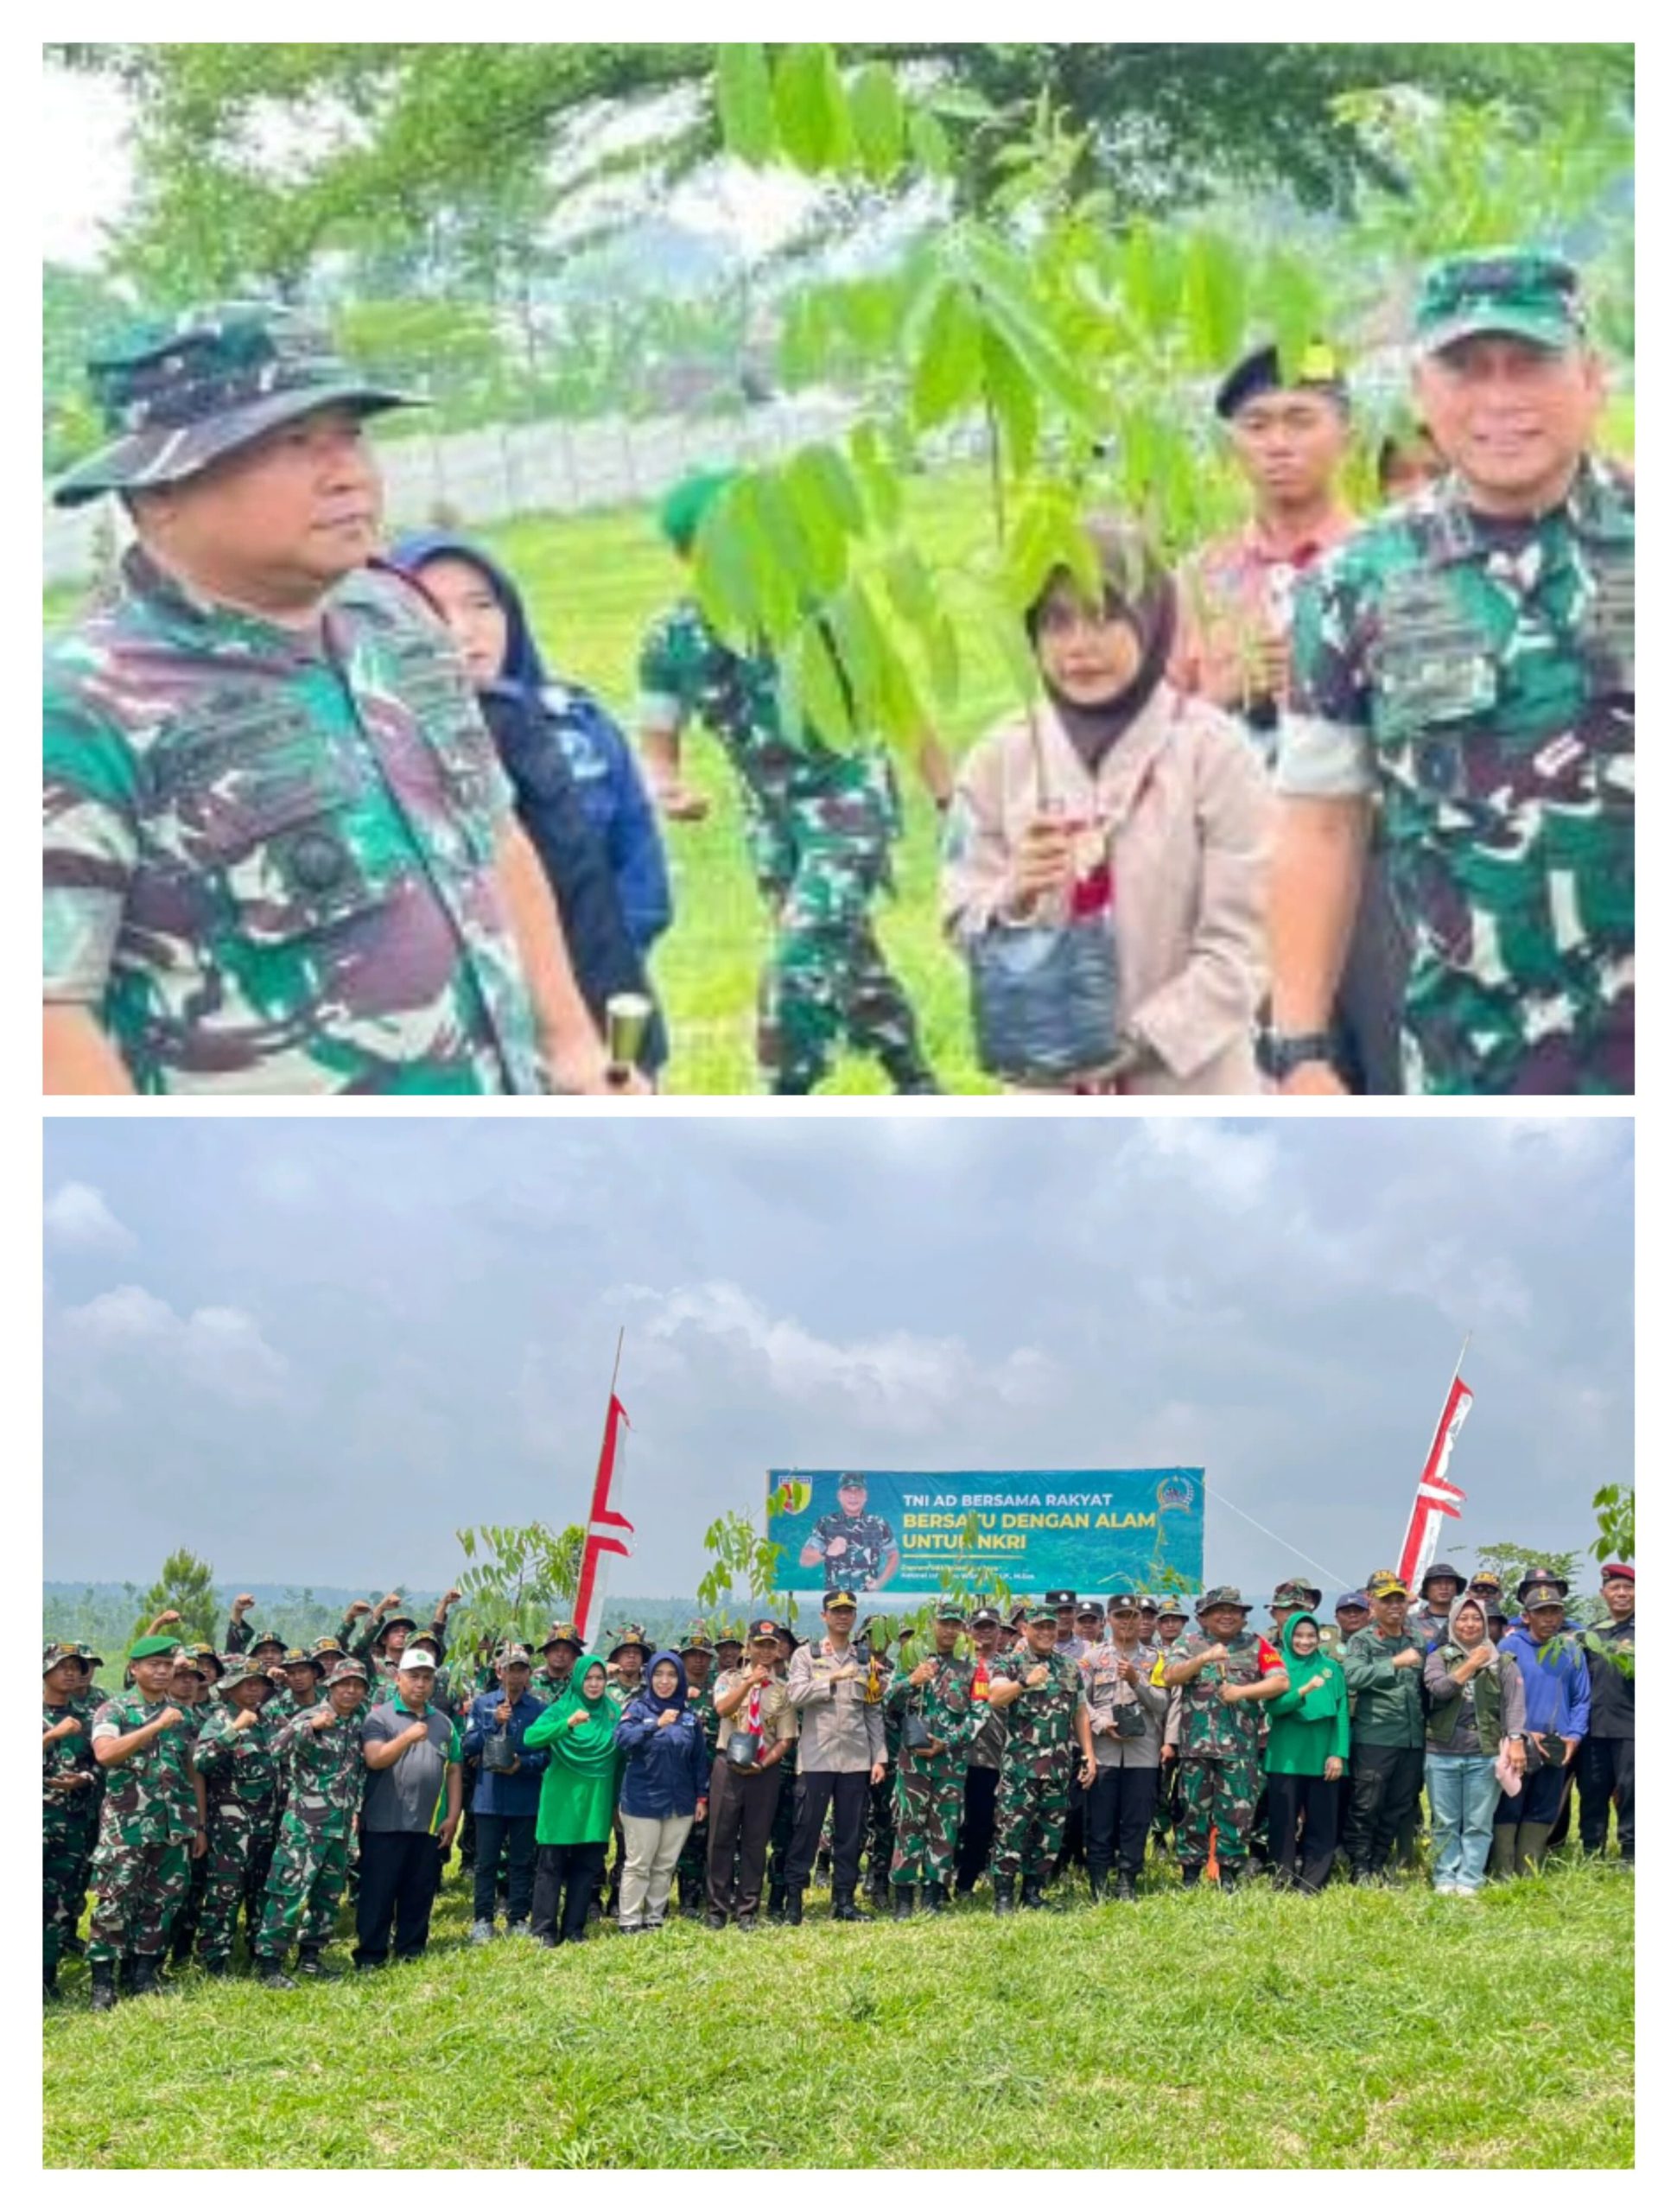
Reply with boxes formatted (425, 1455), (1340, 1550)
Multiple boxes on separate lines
(327, 1658), (370, 1688)
(43, 1641), (87, 1674)
(184, 1641), (226, 1678)
(1027, 1604), (1060, 1626)
(1154, 1594), (1191, 1618)
(1271, 1578), (1323, 1610)
(499, 1645), (533, 1668)
(51, 302), (422, 510)
(218, 1656), (276, 1694)
(308, 1637), (345, 1665)
(283, 1647), (327, 1675)
(539, 1622), (584, 1652)
(1197, 1586), (1251, 1616)
(1413, 250), (1586, 357)
(77, 1642), (105, 1668)
(246, 1628), (288, 1655)
(679, 1633), (715, 1656)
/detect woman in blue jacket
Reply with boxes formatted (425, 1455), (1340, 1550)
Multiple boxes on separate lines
(613, 1650), (708, 1931)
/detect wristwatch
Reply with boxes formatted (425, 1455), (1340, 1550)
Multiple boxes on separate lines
(1256, 1027), (1337, 1080)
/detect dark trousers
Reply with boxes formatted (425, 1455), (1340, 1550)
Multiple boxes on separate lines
(1056, 1776), (1088, 1872)
(472, 1812), (537, 1925)
(1495, 1754), (1567, 1829)
(786, 1769), (869, 1894)
(353, 1830), (441, 1965)
(706, 1756), (783, 1917)
(1085, 1765), (1158, 1881)
(1267, 1772), (1339, 1891)
(1579, 1736), (1635, 1859)
(956, 1766), (1000, 1891)
(532, 1840), (606, 1942)
(1345, 1745), (1425, 1875)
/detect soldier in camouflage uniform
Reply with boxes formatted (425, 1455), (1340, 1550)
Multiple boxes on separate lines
(163, 1643), (224, 1961)
(799, 1474), (900, 1593)
(1272, 250), (1634, 1096)
(987, 1604), (1096, 1911)
(85, 1637), (208, 2009)
(886, 1605), (979, 1913)
(673, 1633), (720, 1914)
(44, 304), (620, 1099)
(43, 1643), (100, 1997)
(191, 1656), (282, 1972)
(252, 1659), (371, 1986)
(637, 470), (941, 1095)
(1161, 1588), (1289, 1887)
(54, 1644), (108, 1963)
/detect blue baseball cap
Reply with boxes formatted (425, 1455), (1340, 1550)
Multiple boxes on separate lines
(1335, 1591), (1371, 1612)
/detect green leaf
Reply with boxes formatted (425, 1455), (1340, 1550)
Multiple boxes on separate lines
(911, 280), (982, 427)
(786, 440), (867, 537)
(774, 44), (848, 174)
(849, 422), (905, 532)
(715, 43), (775, 165)
(1182, 230), (1248, 371)
(980, 325), (1039, 478)
(848, 62), (904, 185)
(692, 487), (761, 641)
(906, 106), (953, 178)
(785, 613), (858, 747)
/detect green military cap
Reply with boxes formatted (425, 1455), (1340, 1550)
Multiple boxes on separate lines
(217, 1656), (276, 1694)
(657, 467), (739, 554)
(43, 1641), (87, 1674)
(52, 301), (422, 510)
(1413, 249), (1587, 357)
(129, 1634), (182, 1662)
(282, 1647), (327, 1675)
(1027, 1604), (1060, 1626)
(1196, 1586), (1252, 1616)
(823, 1589), (861, 1611)
(935, 1603), (968, 1624)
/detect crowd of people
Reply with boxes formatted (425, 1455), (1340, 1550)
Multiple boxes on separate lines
(42, 245), (1633, 1097)
(42, 1558), (1634, 2006)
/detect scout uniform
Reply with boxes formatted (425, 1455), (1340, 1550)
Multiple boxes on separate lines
(189, 1656), (281, 1969)
(638, 473), (937, 1095)
(990, 1606), (1087, 1907)
(1281, 251), (1634, 1094)
(1169, 1588), (1284, 1882)
(44, 304), (541, 1096)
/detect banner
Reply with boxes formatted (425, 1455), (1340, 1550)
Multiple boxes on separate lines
(767, 1468), (1204, 1599)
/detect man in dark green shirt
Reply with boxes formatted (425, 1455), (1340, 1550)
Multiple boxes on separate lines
(1340, 1573), (1428, 1883)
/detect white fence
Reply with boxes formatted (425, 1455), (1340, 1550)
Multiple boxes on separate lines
(42, 391), (861, 588)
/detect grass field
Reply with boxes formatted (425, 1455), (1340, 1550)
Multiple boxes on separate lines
(44, 1852), (1633, 2169)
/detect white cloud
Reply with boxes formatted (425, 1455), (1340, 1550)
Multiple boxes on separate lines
(615, 1279), (1056, 1433)
(43, 1180), (135, 1254)
(60, 1284), (288, 1402)
(1131, 1122), (1280, 1211)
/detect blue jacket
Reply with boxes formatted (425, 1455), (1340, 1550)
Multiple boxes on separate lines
(614, 1650), (710, 1819)
(461, 1688), (550, 1817)
(547, 684), (673, 954)
(1500, 1625), (1591, 1742)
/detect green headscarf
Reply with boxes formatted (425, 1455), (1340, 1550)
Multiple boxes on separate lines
(525, 1653), (622, 1846)
(1280, 1611), (1342, 1723)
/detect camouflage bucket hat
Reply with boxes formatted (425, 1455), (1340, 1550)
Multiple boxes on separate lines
(283, 1647), (327, 1675)
(1197, 1586), (1251, 1616)
(327, 1659), (370, 1688)
(43, 1641), (87, 1675)
(51, 301), (423, 511)
(1413, 249), (1586, 358)
(219, 1656), (276, 1694)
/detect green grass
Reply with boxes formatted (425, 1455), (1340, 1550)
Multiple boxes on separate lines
(45, 1852), (1632, 2169)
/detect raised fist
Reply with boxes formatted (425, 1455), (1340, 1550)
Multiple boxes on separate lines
(231, 1708), (260, 1733)
(346, 1601), (372, 1620)
(233, 1594), (256, 1612)
(156, 1707), (184, 1732)
(309, 1708), (336, 1732)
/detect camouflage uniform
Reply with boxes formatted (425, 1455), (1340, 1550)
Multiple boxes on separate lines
(807, 1507), (898, 1594)
(990, 1645), (1087, 1889)
(55, 1656), (107, 1955)
(44, 307), (542, 1097)
(86, 1691), (200, 1966)
(190, 1669), (281, 1965)
(1282, 254), (1634, 1096)
(1169, 1607), (1284, 1875)
(674, 1654), (720, 1910)
(637, 600), (934, 1093)
(253, 1688), (367, 1963)
(886, 1648), (978, 1890)
(43, 1655), (101, 1978)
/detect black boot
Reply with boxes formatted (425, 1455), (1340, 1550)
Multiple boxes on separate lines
(1020, 1877), (1046, 1910)
(119, 1955), (139, 1995)
(89, 1961), (118, 2012)
(199, 1957), (231, 1978)
(892, 1886), (917, 1920)
(170, 1928), (193, 1967)
(1180, 1862), (1204, 1887)
(993, 1878), (1016, 1915)
(922, 1884), (945, 1913)
(295, 1944), (327, 1979)
(255, 1955), (295, 1990)
(832, 1886), (865, 1922)
(1218, 1865), (1242, 1891)
(767, 1884), (786, 1923)
(1088, 1871), (1108, 1903)
(1115, 1872), (1139, 1902)
(129, 1954), (165, 1999)
(784, 1886), (805, 1929)
(44, 1955), (60, 2001)
(704, 1908), (727, 1932)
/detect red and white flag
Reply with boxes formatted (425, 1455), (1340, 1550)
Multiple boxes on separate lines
(574, 1391), (635, 1649)
(1397, 1373), (1474, 1590)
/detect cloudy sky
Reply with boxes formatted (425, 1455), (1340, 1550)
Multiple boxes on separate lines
(43, 1116), (1630, 1601)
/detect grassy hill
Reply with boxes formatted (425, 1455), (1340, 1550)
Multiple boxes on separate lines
(44, 1853), (1632, 2169)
